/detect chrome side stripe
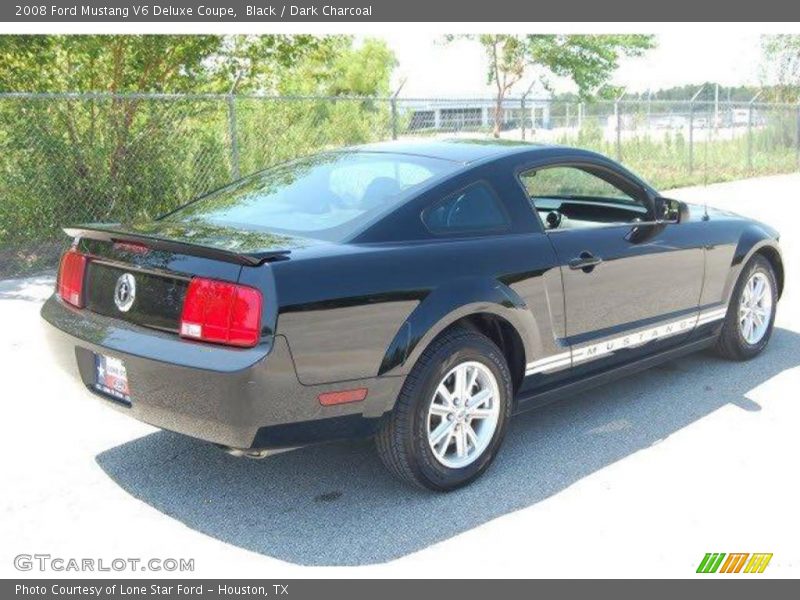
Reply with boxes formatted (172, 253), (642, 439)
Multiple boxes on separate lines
(571, 313), (698, 366)
(525, 305), (728, 376)
(697, 307), (728, 325)
(525, 352), (571, 375)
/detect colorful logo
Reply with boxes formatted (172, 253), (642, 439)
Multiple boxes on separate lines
(696, 553), (773, 574)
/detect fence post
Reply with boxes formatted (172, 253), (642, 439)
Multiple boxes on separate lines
(688, 101), (695, 173)
(520, 95), (527, 140)
(746, 91), (762, 173)
(615, 101), (622, 161)
(747, 104), (754, 171)
(227, 94), (240, 179)
(687, 86), (705, 176)
(390, 79), (406, 141)
(390, 97), (398, 140)
(796, 104), (800, 169)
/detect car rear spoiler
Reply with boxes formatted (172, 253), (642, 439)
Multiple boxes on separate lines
(64, 225), (292, 266)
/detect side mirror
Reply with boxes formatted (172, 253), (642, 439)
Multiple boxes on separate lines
(654, 196), (689, 224)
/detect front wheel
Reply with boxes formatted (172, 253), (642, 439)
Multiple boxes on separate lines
(375, 326), (513, 491)
(715, 254), (778, 360)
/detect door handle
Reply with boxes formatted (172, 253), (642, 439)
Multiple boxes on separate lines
(569, 251), (603, 273)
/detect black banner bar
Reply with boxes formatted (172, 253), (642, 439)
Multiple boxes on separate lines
(4, 580), (800, 600)
(2, 0), (800, 22)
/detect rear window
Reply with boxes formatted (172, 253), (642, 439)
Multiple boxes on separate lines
(163, 152), (458, 242)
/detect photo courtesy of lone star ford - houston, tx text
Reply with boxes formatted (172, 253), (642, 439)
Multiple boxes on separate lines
(1, 0), (799, 596)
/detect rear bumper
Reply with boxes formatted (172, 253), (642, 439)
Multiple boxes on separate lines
(41, 295), (403, 450)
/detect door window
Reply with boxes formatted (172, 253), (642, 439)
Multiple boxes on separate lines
(519, 165), (650, 230)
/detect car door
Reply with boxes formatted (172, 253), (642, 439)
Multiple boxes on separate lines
(519, 162), (705, 377)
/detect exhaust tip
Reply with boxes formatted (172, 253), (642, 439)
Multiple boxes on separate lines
(216, 444), (299, 459)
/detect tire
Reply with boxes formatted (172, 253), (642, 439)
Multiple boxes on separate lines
(375, 326), (513, 491)
(714, 254), (778, 361)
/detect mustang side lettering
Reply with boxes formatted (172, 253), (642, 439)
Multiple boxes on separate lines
(42, 140), (784, 490)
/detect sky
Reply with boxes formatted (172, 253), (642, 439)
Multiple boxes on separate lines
(380, 32), (766, 98)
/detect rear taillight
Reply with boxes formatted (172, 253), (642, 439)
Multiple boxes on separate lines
(179, 278), (263, 348)
(57, 249), (88, 308)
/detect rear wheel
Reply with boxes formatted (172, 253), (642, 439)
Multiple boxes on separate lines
(375, 326), (513, 491)
(715, 254), (777, 360)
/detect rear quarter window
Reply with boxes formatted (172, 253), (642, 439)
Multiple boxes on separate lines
(422, 182), (509, 235)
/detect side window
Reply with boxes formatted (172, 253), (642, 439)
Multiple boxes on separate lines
(522, 166), (633, 201)
(423, 182), (509, 234)
(519, 166), (649, 230)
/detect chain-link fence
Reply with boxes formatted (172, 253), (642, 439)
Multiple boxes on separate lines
(397, 96), (800, 188)
(2, 92), (799, 278)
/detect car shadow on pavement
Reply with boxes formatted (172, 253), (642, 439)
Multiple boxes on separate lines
(0, 275), (56, 302)
(96, 328), (800, 566)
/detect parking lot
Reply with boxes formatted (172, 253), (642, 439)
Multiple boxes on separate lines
(1, 173), (798, 578)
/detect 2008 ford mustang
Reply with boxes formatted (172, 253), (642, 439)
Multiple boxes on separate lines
(42, 140), (783, 491)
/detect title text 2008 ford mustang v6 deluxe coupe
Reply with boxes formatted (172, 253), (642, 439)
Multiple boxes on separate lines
(42, 140), (783, 490)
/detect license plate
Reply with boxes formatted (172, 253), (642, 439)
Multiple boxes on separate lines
(93, 354), (131, 404)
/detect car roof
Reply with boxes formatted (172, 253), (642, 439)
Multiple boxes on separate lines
(350, 138), (556, 164)
(342, 139), (656, 196)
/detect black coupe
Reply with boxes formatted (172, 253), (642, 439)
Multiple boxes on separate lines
(42, 140), (784, 490)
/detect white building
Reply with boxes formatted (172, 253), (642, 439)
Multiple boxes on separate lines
(402, 97), (553, 132)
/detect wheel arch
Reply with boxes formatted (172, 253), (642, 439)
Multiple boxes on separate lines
(754, 244), (784, 299)
(725, 226), (784, 304)
(378, 277), (538, 395)
(445, 312), (527, 394)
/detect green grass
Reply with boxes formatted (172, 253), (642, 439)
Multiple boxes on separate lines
(558, 131), (799, 190)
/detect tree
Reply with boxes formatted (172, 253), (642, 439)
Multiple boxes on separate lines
(0, 35), (340, 211)
(0, 35), (398, 257)
(761, 35), (800, 102)
(448, 34), (655, 137)
(275, 37), (396, 96)
(0, 35), (348, 93)
(232, 38), (397, 175)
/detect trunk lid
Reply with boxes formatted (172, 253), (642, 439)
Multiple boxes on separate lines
(69, 221), (304, 336)
(83, 260), (189, 332)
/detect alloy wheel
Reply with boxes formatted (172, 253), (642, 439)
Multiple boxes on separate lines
(738, 272), (773, 345)
(426, 361), (501, 469)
